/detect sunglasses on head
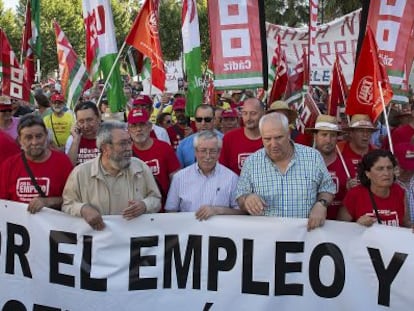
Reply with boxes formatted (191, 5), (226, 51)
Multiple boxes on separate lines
(195, 117), (213, 123)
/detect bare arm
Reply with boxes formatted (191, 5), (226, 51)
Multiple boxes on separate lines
(195, 205), (247, 220)
(307, 192), (335, 231)
(237, 194), (267, 215)
(27, 196), (63, 214)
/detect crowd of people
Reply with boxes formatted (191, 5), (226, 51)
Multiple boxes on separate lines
(0, 81), (413, 232)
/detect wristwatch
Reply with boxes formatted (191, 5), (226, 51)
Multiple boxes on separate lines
(317, 199), (329, 208)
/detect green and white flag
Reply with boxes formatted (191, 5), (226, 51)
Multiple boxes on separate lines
(82, 0), (126, 112)
(141, 55), (151, 82)
(181, 0), (203, 117)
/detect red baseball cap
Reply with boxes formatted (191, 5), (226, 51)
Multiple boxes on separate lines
(394, 143), (414, 171)
(221, 108), (238, 118)
(173, 98), (186, 111)
(51, 93), (65, 102)
(128, 108), (150, 124)
(132, 94), (153, 106)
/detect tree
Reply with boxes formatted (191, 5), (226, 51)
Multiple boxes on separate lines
(0, 0), (21, 59)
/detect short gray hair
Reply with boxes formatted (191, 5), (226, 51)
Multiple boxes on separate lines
(259, 112), (289, 135)
(96, 120), (127, 150)
(193, 130), (222, 149)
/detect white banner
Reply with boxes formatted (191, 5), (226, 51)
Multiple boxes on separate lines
(267, 9), (361, 86)
(142, 60), (184, 94)
(1, 199), (413, 310)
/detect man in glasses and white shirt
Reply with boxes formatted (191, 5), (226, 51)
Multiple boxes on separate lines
(166, 131), (244, 220)
(176, 104), (223, 167)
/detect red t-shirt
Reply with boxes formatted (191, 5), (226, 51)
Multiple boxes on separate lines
(343, 184), (406, 227)
(77, 137), (99, 164)
(390, 124), (414, 146)
(132, 139), (181, 210)
(0, 150), (73, 203)
(0, 130), (20, 163)
(219, 128), (263, 175)
(339, 141), (375, 179)
(326, 156), (348, 220)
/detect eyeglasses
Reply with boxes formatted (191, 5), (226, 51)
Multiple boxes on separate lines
(196, 148), (219, 156)
(195, 117), (213, 123)
(110, 139), (132, 149)
(0, 109), (12, 113)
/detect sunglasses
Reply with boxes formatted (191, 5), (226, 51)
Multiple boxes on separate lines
(195, 117), (213, 123)
(0, 109), (12, 113)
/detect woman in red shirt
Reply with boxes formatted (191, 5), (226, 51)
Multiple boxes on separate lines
(338, 149), (410, 227)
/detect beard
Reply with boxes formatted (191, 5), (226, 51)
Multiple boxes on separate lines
(109, 151), (132, 170)
(23, 141), (48, 160)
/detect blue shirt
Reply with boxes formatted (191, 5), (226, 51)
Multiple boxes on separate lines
(236, 143), (335, 218)
(176, 130), (223, 167)
(165, 163), (238, 212)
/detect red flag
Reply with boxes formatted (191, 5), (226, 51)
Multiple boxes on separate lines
(53, 20), (92, 108)
(268, 36), (288, 104)
(284, 50), (307, 105)
(84, 12), (100, 81)
(291, 89), (320, 134)
(0, 29), (30, 101)
(125, 0), (166, 91)
(21, 0), (35, 86)
(346, 27), (393, 122)
(328, 55), (348, 116)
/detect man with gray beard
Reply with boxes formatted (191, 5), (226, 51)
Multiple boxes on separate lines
(62, 121), (161, 230)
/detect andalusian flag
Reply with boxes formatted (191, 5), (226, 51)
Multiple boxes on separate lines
(22, 0), (41, 85)
(53, 20), (91, 109)
(181, 0), (202, 117)
(82, 0), (126, 112)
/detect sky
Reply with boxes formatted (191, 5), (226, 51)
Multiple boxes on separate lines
(4, 0), (19, 11)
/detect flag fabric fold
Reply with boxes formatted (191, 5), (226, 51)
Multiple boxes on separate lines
(125, 0), (166, 92)
(53, 21), (91, 109)
(328, 55), (348, 117)
(82, 0), (126, 112)
(0, 29), (31, 101)
(21, 0), (41, 86)
(268, 36), (288, 104)
(346, 27), (393, 122)
(181, 0), (202, 117)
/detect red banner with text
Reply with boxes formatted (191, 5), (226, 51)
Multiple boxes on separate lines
(208, 0), (263, 90)
(367, 0), (414, 103)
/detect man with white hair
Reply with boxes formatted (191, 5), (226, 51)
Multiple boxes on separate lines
(166, 130), (244, 220)
(236, 112), (335, 231)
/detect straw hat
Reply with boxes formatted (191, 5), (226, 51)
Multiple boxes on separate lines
(305, 115), (342, 133)
(267, 100), (298, 124)
(395, 104), (413, 118)
(343, 114), (376, 131)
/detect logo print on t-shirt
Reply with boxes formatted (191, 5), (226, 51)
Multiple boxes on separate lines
(16, 177), (50, 202)
(146, 159), (160, 175)
(238, 153), (252, 170)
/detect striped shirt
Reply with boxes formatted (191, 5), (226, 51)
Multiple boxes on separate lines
(408, 178), (414, 223)
(165, 163), (238, 212)
(236, 144), (335, 218)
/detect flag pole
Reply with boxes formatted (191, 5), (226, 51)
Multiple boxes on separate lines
(335, 145), (351, 178)
(96, 41), (127, 108)
(378, 81), (394, 154)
